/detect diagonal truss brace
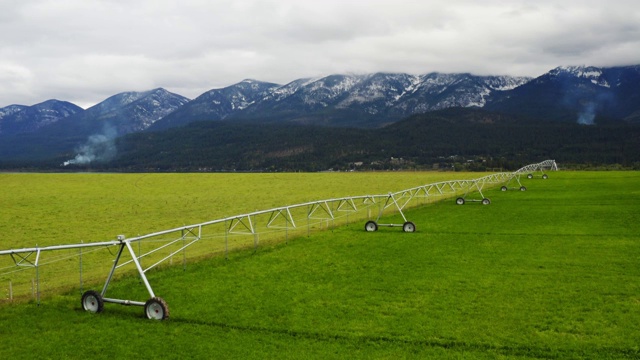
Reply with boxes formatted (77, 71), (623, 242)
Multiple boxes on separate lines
(9, 250), (39, 268)
(267, 208), (296, 229)
(228, 215), (255, 235)
(308, 201), (335, 220)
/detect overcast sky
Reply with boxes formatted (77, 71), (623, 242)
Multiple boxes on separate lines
(1, 0), (638, 109)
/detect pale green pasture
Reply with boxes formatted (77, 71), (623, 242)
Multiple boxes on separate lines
(0, 171), (474, 248)
(0, 171), (477, 299)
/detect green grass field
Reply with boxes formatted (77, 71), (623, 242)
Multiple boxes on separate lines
(0, 171), (478, 300)
(0, 171), (473, 248)
(1, 171), (639, 359)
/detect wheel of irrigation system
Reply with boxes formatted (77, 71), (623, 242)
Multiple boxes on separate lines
(527, 174), (533, 179)
(81, 290), (104, 313)
(145, 297), (170, 320)
(364, 220), (378, 232)
(542, 174), (548, 179)
(456, 197), (465, 205)
(501, 186), (508, 192)
(520, 186), (527, 191)
(402, 221), (416, 233)
(482, 198), (491, 205)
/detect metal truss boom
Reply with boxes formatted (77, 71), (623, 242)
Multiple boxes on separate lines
(0, 160), (557, 320)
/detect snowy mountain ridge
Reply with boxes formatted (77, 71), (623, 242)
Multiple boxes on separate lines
(151, 71), (532, 129)
(549, 65), (611, 88)
(0, 100), (83, 136)
(2, 65), (639, 142)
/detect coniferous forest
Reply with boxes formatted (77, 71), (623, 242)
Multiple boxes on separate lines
(7, 108), (637, 172)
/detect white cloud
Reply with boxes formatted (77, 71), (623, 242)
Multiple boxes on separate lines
(0, 0), (638, 108)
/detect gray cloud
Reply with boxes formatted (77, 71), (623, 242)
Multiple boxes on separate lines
(1, 0), (638, 108)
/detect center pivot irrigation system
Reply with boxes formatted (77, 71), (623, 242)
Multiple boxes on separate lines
(0, 160), (557, 320)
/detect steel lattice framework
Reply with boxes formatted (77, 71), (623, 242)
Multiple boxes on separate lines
(0, 160), (557, 320)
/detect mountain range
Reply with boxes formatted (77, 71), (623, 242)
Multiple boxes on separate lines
(150, 72), (531, 130)
(0, 64), (639, 165)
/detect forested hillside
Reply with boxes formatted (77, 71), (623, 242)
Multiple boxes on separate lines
(39, 108), (640, 172)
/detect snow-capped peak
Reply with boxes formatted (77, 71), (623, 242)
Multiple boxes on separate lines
(550, 66), (610, 87)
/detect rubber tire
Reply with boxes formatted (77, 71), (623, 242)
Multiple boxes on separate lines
(145, 297), (170, 320)
(527, 174), (533, 179)
(542, 174), (548, 179)
(520, 186), (527, 191)
(81, 290), (104, 313)
(402, 221), (416, 233)
(456, 197), (465, 205)
(364, 221), (378, 232)
(482, 198), (491, 205)
(501, 186), (508, 192)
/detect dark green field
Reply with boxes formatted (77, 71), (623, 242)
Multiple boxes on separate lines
(1, 171), (639, 359)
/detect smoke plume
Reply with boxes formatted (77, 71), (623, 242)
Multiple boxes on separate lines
(63, 124), (118, 166)
(577, 102), (596, 125)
